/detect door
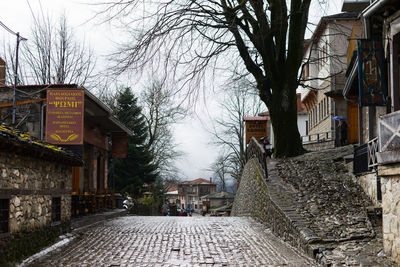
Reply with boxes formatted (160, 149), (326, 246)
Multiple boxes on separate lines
(347, 102), (359, 144)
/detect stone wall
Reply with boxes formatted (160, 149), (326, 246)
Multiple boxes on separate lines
(0, 151), (72, 234)
(378, 164), (400, 265)
(357, 172), (381, 207)
(231, 158), (317, 257)
(303, 140), (335, 152)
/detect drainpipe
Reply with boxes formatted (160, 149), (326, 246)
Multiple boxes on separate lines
(40, 104), (46, 140)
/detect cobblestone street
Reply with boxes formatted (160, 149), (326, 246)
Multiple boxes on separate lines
(25, 216), (315, 266)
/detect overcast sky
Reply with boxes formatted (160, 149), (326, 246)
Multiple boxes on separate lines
(0, 0), (341, 181)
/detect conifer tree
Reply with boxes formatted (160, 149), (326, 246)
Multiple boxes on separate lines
(113, 87), (158, 194)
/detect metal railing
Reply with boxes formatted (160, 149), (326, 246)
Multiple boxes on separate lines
(368, 137), (379, 169)
(301, 131), (334, 144)
(354, 143), (369, 175)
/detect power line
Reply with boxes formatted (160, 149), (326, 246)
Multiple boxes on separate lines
(0, 21), (27, 41)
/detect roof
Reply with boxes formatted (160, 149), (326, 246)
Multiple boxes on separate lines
(307, 12), (360, 48)
(0, 124), (82, 166)
(0, 84), (133, 136)
(243, 116), (269, 121)
(179, 178), (217, 185)
(164, 183), (178, 192)
(201, 191), (235, 200)
(296, 93), (307, 114)
(84, 89), (132, 136)
(341, 0), (370, 12)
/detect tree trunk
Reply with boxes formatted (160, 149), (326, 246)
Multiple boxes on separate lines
(267, 82), (305, 157)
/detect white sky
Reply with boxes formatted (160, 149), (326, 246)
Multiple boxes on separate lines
(0, 0), (341, 180)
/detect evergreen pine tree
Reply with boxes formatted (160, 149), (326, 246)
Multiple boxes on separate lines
(113, 87), (158, 194)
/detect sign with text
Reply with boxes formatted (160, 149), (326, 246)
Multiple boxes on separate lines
(356, 39), (386, 106)
(46, 89), (84, 145)
(245, 120), (268, 144)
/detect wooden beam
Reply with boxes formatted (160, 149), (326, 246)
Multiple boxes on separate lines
(0, 98), (46, 108)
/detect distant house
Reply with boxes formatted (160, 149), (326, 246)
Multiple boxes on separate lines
(177, 178), (217, 212)
(200, 191), (235, 209)
(164, 183), (178, 204)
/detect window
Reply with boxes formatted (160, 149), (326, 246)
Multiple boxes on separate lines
(306, 120), (309, 135)
(0, 198), (9, 234)
(51, 197), (61, 222)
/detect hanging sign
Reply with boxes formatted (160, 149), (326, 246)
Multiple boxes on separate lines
(356, 39), (387, 106)
(46, 89), (84, 145)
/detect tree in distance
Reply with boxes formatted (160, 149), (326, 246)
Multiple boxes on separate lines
(112, 87), (158, 195)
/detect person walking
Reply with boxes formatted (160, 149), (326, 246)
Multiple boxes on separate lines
(339, 119), (348, 146)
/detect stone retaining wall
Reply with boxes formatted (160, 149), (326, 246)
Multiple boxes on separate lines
(303, 140), (335, 152)
(378, 164), (400, 265)
(356, 172), (381, 207)
(231, 158), (317, 257)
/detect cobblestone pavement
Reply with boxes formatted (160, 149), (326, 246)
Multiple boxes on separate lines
(26, 216), (315, 266)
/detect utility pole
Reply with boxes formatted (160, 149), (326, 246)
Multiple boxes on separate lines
(0, 22), (27, 125)
(12, 32), (22, 125)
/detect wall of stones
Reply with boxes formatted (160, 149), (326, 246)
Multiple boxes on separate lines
(378, 164), (400, 265)
(0, 151), (72, 233)
(232, 158), (316, 257)
(357, 172), (381, 207)
(303, 140), (335, 152)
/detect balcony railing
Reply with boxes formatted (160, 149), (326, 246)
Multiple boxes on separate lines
(368, 137), (379, 169)
(301, 131), (334, 144)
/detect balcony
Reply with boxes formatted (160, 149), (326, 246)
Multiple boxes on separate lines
(377, 110), (400, 165)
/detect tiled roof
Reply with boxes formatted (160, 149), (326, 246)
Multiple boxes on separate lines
(0, 124), (82, 166)
(201, 191), (235, 199)
(164, 183), (178, 192)
(179, 178), (217, 185)
(243, 116), (269, 121)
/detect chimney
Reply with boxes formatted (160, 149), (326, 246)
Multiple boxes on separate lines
(0, 58), (6, 86)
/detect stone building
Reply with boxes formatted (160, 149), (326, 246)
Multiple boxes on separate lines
(0, 124), (82, 263)
(341, 0), (400, 264)
(300, 12), (361, 151)
(0, 82), (132, 216)
(177, 178), (217, 212)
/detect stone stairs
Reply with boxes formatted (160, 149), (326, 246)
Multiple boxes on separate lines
(268, 146), (396, 266)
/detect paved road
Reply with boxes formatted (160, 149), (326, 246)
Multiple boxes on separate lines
(26, 216), (315, 266)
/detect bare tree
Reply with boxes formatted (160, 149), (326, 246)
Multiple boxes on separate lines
(97, 0), (315, 157)
(22, 14), (96, 86)
(141, 79), (186, 180)
(210, 154), (230, 192)
(210, 78), (265, 183)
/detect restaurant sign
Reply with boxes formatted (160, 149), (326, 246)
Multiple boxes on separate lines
(245, 120), (268, 144)
(46, 89), (84, 145)
(356, 39), (386, 106)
